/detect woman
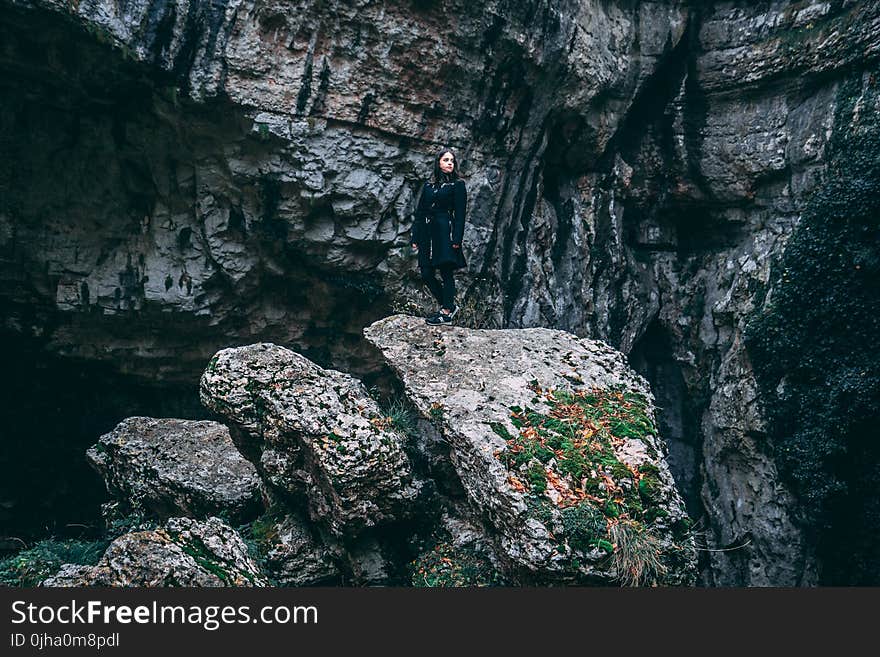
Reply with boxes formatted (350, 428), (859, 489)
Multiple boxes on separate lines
(410, 149), (467, 325)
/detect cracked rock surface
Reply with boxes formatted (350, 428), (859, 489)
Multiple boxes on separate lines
(3, 0), (878, 585)
(199, 342), (421, 537)
(365, 315), (697, 584)
(42, 516), (267, 587)
(87, 417), (263, 524)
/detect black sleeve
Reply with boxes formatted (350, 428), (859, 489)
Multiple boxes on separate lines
(411, 183), (430, 244)
(452, 179), (466, 245)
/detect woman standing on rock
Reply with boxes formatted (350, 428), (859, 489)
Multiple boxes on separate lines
(410, 148), (467, 325)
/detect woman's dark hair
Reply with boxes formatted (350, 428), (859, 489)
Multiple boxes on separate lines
(432, 148), (461, 184)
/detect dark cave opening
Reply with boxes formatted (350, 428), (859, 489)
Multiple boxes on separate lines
(0, 331), (208, 549)
(629, 318), (703, 521)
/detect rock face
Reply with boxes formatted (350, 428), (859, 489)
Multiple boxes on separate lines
(42, 517), (266, 587)
(365, 315), (697, 585)
(0, 0), (689, 384)
(87, 417), (263, 523)
(199, 342), (421, 537)
(246, 509), (341, 586)
(615, 3), (880, 586)
(3, 0), (878, 584)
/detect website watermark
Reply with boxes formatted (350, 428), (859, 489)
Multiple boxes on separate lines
(9, 599), (318, 640)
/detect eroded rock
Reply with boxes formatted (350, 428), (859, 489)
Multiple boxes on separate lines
(199, 343), (420, 537)
(86, 417), (263, 524)
(41, 517), (266, 587)
(243, 508), (341, 586)
(365, 315), (697, 585)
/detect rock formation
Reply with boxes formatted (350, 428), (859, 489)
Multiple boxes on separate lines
(44, 318), (697, 586)
(199, 342), (422, 537)
(87, 417), (263, 523)
(366, 314), (697, 585)
(42, 516), (267, 586)
(246, 508), (341, 586)
(0, 0), (690, 380)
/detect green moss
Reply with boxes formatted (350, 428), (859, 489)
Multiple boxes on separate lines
(643, 507), (669, 524)
(527, 462), (548, 493)
(744, 73), (880, 585)
(502, 432), (555, 469)
(560, 503), (607, 553)
(166, 529), (258, 587)
(488, 421), (514, 442)
(603, 500), (621, 518)
(557, 449), (589, 480)
(178, 541), (233, 583)
(609, 460), (635, 481)
(496, 385), (684, 574)
(525, 494), (556, 526)
(638, 477), (660, 503)
(671, 517), (692, 541)
(499, 386), (659, 517)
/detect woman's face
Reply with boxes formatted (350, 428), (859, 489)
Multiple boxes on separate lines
(439, 152), (455, 174)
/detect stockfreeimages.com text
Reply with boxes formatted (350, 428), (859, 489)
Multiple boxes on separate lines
(11, 600), (317, 631)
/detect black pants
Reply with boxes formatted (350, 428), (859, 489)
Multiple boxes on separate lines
(421, 263), (456, 311)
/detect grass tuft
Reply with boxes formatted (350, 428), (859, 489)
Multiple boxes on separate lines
(610, 521), (668, 587)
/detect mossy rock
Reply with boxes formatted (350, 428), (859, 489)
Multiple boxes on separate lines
(744, 73), (880, 584)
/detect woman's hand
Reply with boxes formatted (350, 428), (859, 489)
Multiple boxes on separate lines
(452, 243), (460, 249)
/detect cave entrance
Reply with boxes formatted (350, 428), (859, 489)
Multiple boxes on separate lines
(0, 331), (208, 550)
(629, 318), (703, 519)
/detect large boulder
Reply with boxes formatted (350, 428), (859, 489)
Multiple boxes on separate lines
(199, 343), (421, 538)
(365, 315), (697, 585)
(41, 517), (266, 587)
(86, 417), (263, 523)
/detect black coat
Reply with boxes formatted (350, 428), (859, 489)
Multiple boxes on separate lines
(411, 179), (467, 270)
